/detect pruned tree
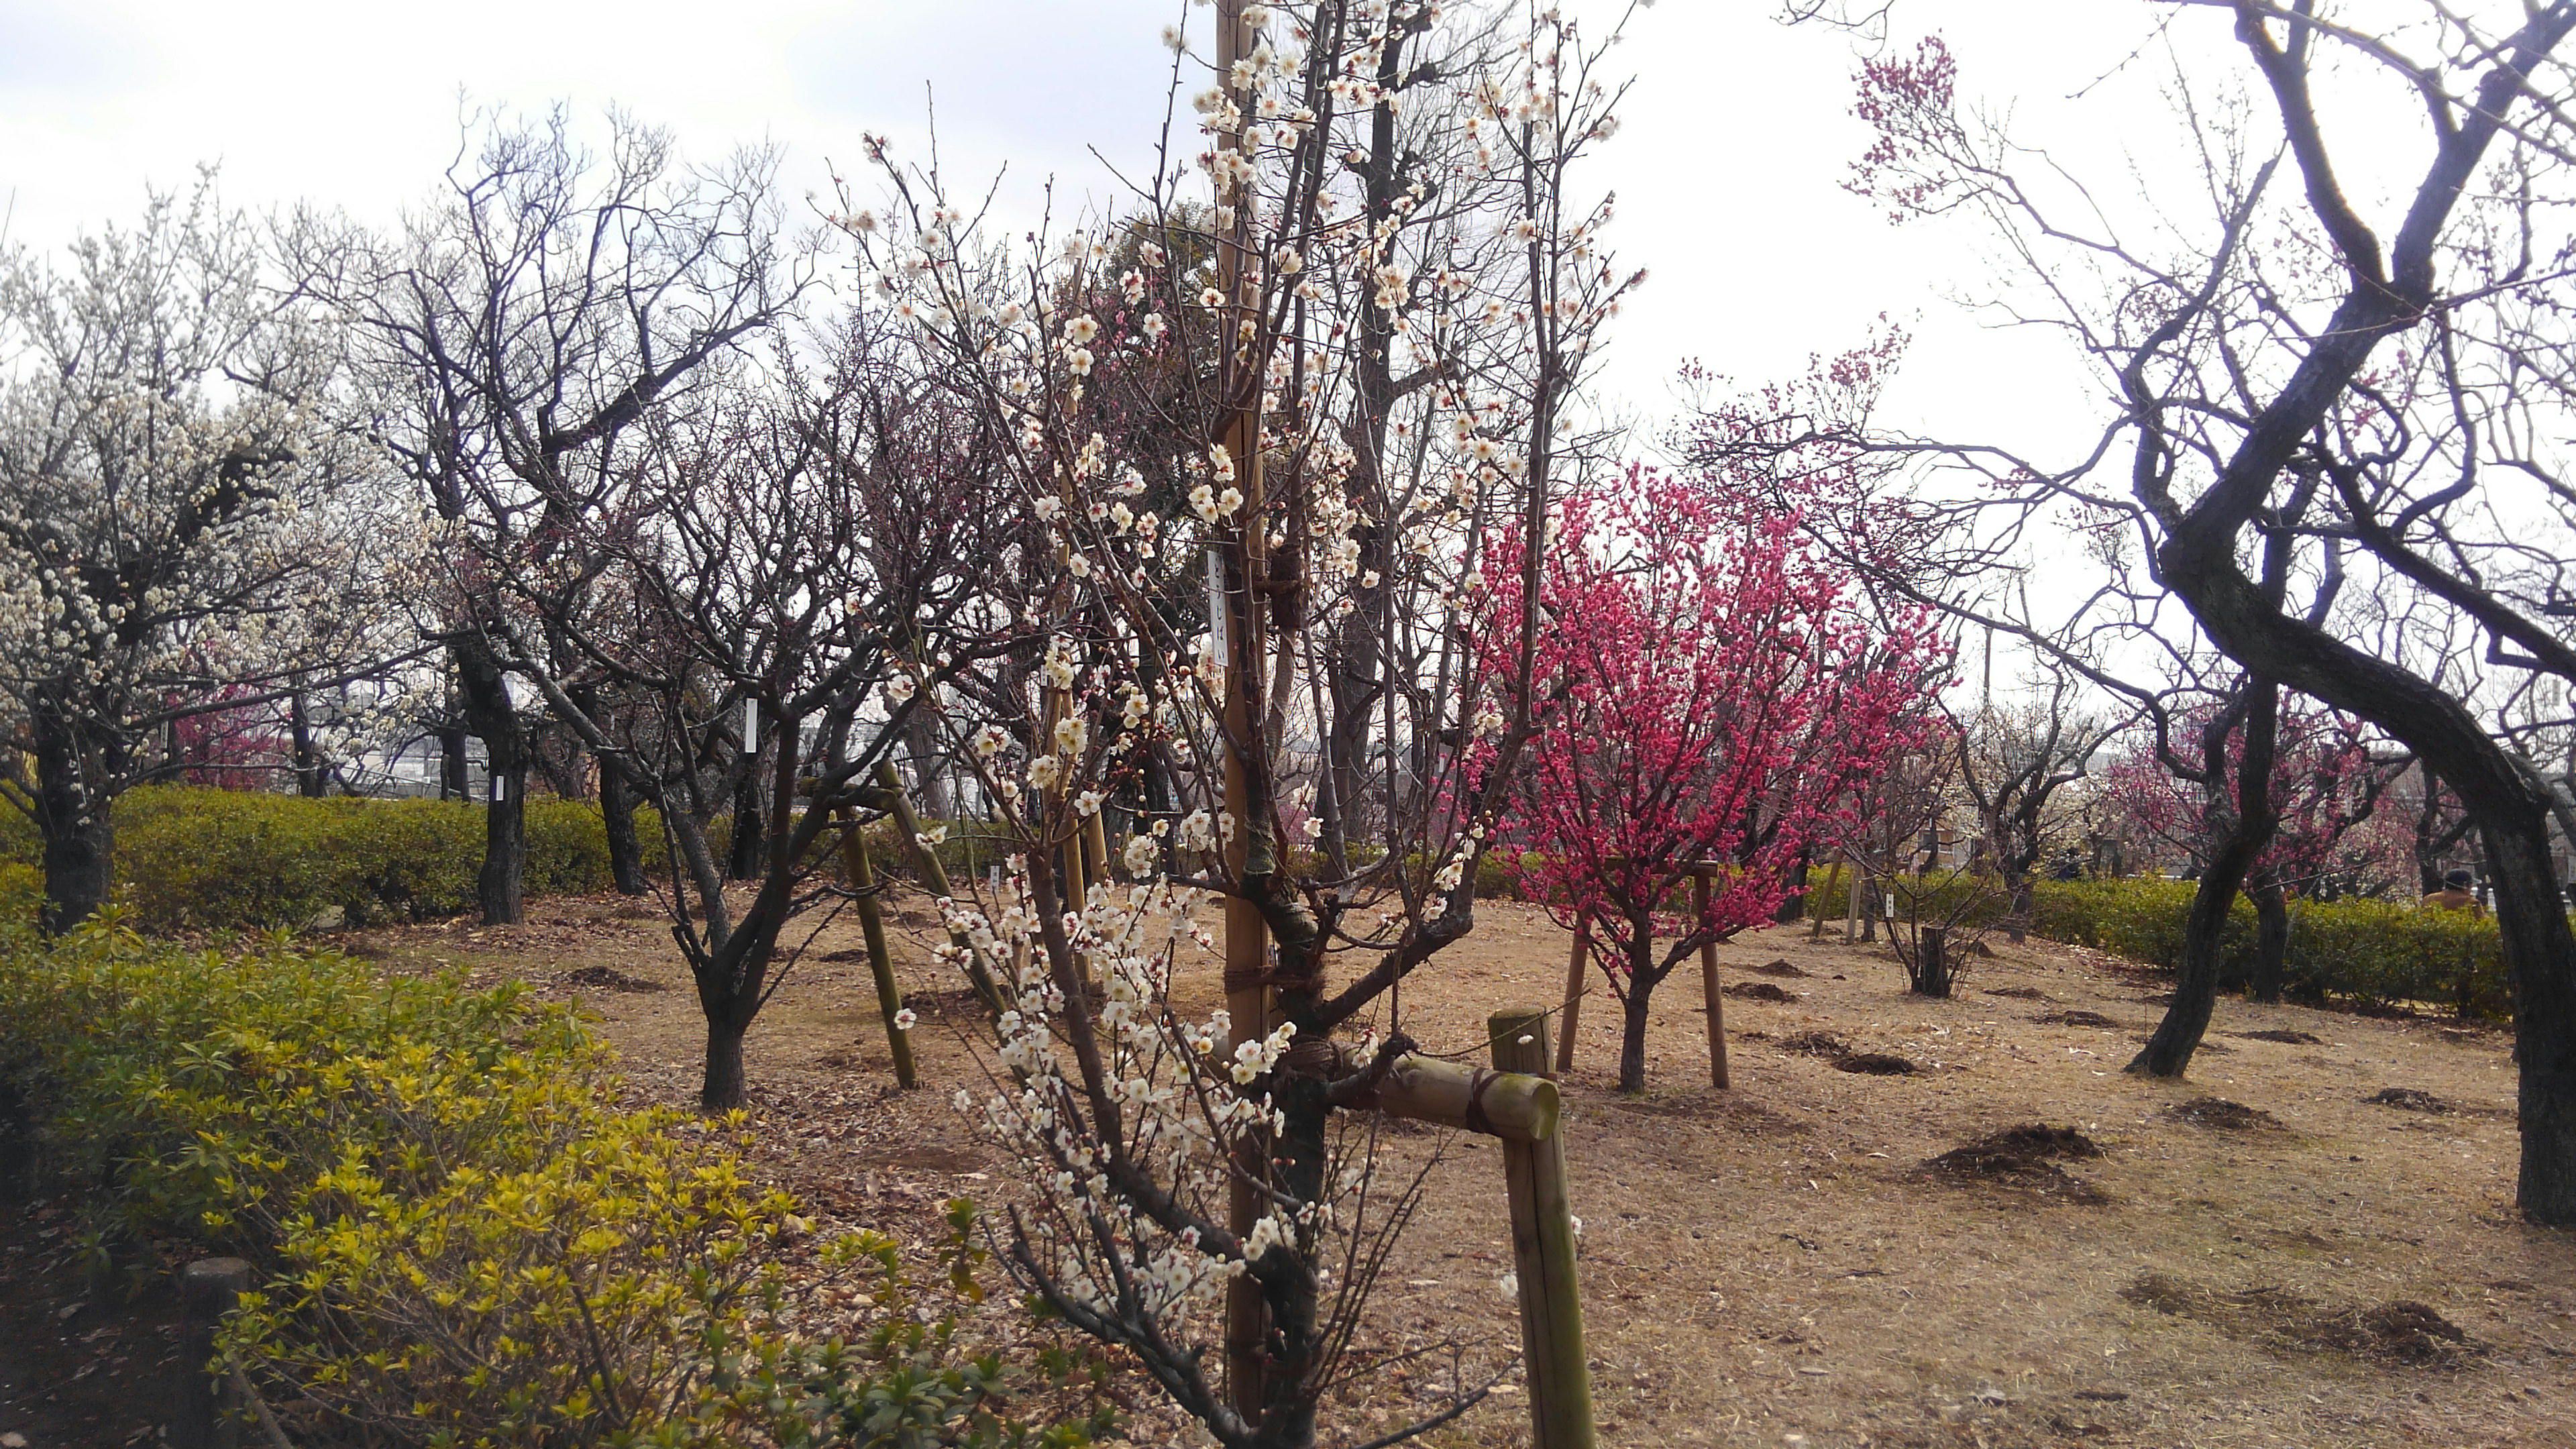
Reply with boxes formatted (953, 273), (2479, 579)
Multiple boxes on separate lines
(301, 107), (805, 924)
(492, 321), (1005, 1110)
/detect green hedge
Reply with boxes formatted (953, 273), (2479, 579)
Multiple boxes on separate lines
(1802, 871), (2510, 1018)
(0, 786), (1043, 934)
(0, 899), (1103, 1447)
(0, 787), (661, 932)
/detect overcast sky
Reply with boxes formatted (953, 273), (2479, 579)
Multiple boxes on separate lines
(0, 2), (2431, 462)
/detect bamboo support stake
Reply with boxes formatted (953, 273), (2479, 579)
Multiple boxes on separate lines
(1811, 857), (1843, 939)
(1555, 912), (1587, 1075)
(1488, 1009), (1597, 1449)
(837, 812), (916, 1089)
(1693, 874), (1729, 1089)
(1083, 810), (1112, 885)
(1363, 1052), (1559, 1140)
(872, 761), (1006, 1020)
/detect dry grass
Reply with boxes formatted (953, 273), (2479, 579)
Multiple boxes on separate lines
(340, 893), (2576, 1448)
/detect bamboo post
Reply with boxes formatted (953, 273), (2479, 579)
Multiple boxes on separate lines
(837, 811), (916, 1089)
(1489, 1009), (1597, 1449)
(175, 1256), (252, 1449)
(1811, 857), (1844, 939)
(1554, 911), (1587, 1075)
(1366, 1051), (1559, 1138)
(1693, 875), (1729, 1089)
(872, 761), (1006, 1020)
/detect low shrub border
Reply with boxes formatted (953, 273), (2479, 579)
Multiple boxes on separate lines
(1802, 872), (2510, 1019)
(0, 786), (1018, 936)
(0, 900), (1106, 1447)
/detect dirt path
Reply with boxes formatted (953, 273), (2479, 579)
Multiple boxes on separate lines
(341, 892), (2576, 1448)
(0, 1197), (191, 1449)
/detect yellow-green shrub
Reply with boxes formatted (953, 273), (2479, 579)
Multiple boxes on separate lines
(0, 906), (1102, 1448)
(0, 916), (784, 1444)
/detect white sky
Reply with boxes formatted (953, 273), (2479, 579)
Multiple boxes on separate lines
(0, 1), (2445, 469)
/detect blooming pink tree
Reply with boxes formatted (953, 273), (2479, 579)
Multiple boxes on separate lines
(1487, 468), (1942, 1092)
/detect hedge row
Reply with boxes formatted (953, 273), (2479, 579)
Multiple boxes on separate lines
(0, 898), (1103, 1447)
(0, 786), (1021, 935)
(1802, 871), (2510, 1018)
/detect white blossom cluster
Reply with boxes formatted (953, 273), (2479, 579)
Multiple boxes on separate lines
(806, 0), (1644, 1428)
(0, 180), (423, 822)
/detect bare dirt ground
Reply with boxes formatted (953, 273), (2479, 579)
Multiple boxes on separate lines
(331, 891), (2576, 1449)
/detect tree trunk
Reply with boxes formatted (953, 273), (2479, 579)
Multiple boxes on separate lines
(1907, 926), (1952, 998)
(906, 712), (952, 822)
(1615, 982), (1653, 1095)
(727, 767), (763, 881)
(2135, 678), (2279, 1077)
(480, 762), (526, 926)
(289, 693), (327, 798)
(437, 721), (469, 800)
(2483, 813), (2576, 1219)
(1772, 856), (1809, 924)
(700, 1015), (748, 1112)
(30, 706), (113, 934)
(451, 639), (526, 924)
(600, 759), (647, 896)
(2249, 871), (2290, 1004)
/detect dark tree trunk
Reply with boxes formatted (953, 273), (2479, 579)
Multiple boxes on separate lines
(700, 1016), (748, 1112)
(2165, 522), (2576, 1216)
(437, 721), (469, 800)
(1906, 926), (1953, 998)
(480, 763), (526, 925)
(452, 639), (527, 925)
(1615, 918), (1658, 1093)
(30, 706), (114, 934)
(1772, 857), (1810, 924)
(906, 712), (952, 822)
(600, 760), (647, 896)
(1616, 983), (1654, 1095)
(727, 748), (763, 881)
(289, 693), (327, 798)
(2249, 870), (2290, 1004)
(2135, 678), (2280, 1078)
(2005, 867), (2033, 944)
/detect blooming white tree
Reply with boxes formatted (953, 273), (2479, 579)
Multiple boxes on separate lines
(0, 178), (419, 930)
(836, 3), (1646, 1443)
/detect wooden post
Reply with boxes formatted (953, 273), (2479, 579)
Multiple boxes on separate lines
(873, 761), (1006, 1020)
(174, 1256), (252, 1449)
(1555, 911), (1587, 1075)
(1811, 857), (1843, 939)
(1693, 874), (1729, 1089)
(1489, 1010), (1597, 1449)
(837, 812), (916, 1089)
